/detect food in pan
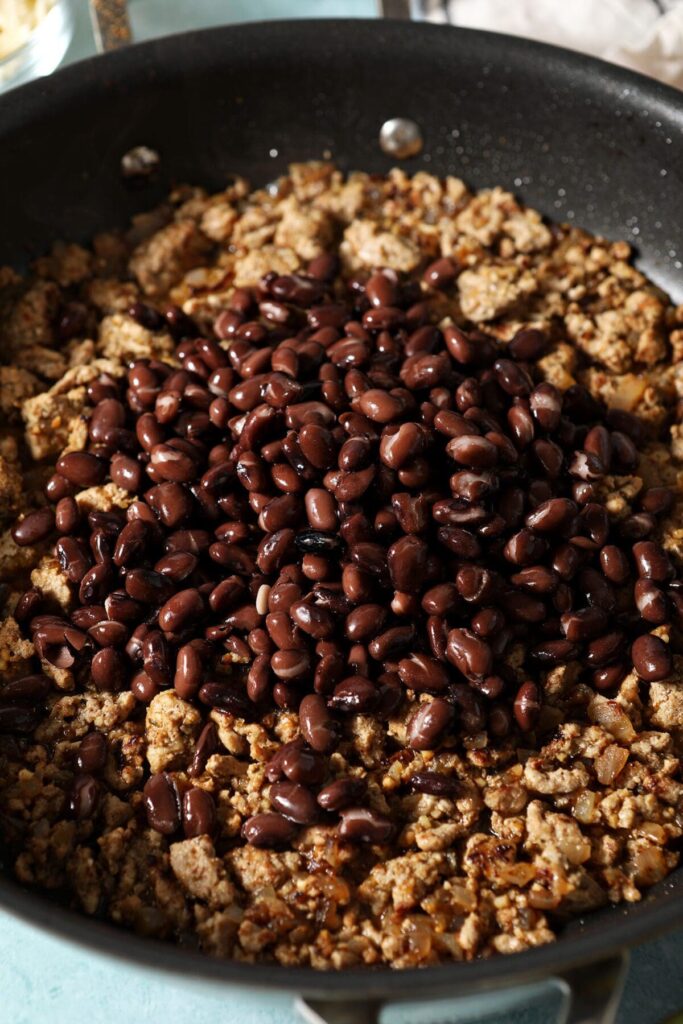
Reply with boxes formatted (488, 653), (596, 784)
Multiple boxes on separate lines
(1, 161), (682, 966)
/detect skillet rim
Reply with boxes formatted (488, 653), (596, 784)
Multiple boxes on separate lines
(3, 17), (683, 143)
(1, 16), (682, 996)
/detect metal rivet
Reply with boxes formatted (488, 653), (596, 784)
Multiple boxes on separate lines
(121, 145), (160, 181)
(379, 118), (423, 159)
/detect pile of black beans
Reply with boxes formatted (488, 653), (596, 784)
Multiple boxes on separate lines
(7, 254), (682, 848)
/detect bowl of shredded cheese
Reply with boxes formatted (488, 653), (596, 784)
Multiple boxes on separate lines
(0, 0), (73, 91)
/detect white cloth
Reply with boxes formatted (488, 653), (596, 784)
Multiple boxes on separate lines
(419, 0), (683, 88)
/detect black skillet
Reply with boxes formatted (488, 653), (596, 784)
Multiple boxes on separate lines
(1, 18), (683, 1024)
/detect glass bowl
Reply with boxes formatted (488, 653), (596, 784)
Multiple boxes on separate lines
(0, 0), (74, 93)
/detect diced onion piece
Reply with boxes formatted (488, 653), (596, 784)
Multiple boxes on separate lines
(445, 882), (477, 912)
(589, 697), (636, 743)
(574, 789), (597, 824)
(497, 862), (537, 887)
(630, 844), (668, 886)
(637, 821), (667, 844)
(595, 743), (629, 785)
(604, 374), (647, 412)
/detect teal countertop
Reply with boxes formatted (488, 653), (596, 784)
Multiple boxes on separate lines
(2, 3), (683, 1021)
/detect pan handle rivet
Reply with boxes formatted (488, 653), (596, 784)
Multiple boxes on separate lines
(379, 118), (423, 158)
(121, 145), (160, 182)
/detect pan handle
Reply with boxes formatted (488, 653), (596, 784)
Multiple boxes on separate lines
(89, 0), (133, 53)
(294, 951), (629, 1024)
(377, 0), (413, 18)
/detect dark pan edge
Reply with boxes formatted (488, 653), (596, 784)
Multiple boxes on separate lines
(4, 18), (683, 125)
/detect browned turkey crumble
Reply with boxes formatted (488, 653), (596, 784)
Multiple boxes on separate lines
(0, 161), (682, 968)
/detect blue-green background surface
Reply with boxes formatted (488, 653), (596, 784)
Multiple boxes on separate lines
(1, 3), (682, 1021)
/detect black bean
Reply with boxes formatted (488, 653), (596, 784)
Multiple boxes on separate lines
(0, 704), (42, 733)
(409, 771), (461, 796)
(408, 698), (454, 749)
(55, 497), (81, 535)
(634, 579), (668, 624)
(631, 633), (672, 681)
(155, 551), (198, 583)
(338, 807), (394, 843)
(447, 435), (498, 469)
(494, 359), (532, 397)
(158, 588), (204, 632)
(294, 529), (341, 554)
(610, 431), (639, 472)
(503, 529), (547, 566)
(513, 681), (541, 731)
(526, 498), (577, 532)
(584, 425), (612, 467)
(446, 628), (492, 679)
(456, 565), (499, 603)
(269, 781), (318, 824)
(368, 625), (416, 660)
(56, 452), (107, 487)
(142, 631), (172, 687)
(580, 567), (617, 612)
(397, 654), (449, 692)
(640, 487), (673, 516)
(242, 812), (297, 847)
(112, 519), (149, 567)
(510, 566), (558, 594)
(91, 647), (127, 691)
(533, 438), (564, 477)
(14, 588), (43, 626)
(560, 607), (608, 642)
(11, 508), (55, 547)
(143, 773), (180, 834)
(299, 694), (338, 752)
(387, 535), (429, 593)
(620, 513), (655, 541)
(1, 674), (51, 703)
(529, 383), (562, 431)
(69, 774), (100, 819)
(79, 562), (114, 605)
(599, 545), (630, 584)
(507, 328), (548, 361)
(182, 788), (216, 838)
(45, 473), (74, 502)
(88, 620), (127, 647)
(131, 671), (158, 703)
(586, 631), (625, 667)
(189, 722), (219, 778)
(317, 777), (367, 811)
(530, 638), (579, 663)
(76, 732), (107, 773)
(633, 541), (673, 582)
(593, 663), (628, 691)
(104, 591), (144, 624)
(125, 568), (174, 604)
(328, 676), (377, 712)
(198, 681), (250, 716)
